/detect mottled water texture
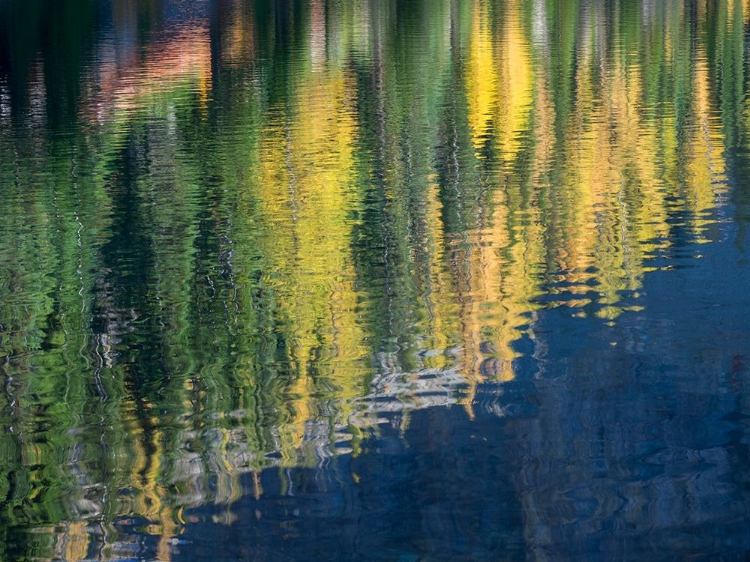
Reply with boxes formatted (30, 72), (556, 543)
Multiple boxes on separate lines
(1, 0), (750, 560)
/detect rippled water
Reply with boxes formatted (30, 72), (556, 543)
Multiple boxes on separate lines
(1, 0), (750, 559)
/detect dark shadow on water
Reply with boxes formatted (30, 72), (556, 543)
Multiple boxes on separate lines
(179, 404), (526, 562)
(176, 230), (750, 561)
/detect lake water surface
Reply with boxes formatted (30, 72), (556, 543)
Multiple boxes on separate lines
(2, 0), (750, 560)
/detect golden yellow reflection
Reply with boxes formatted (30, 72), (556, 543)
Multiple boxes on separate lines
(253, 48), (369, 459)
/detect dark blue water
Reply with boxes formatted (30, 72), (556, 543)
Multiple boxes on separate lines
(173, 222), (750, 561)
